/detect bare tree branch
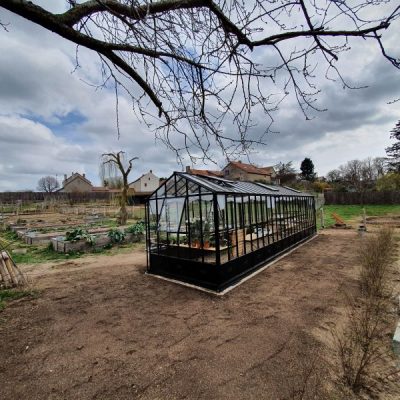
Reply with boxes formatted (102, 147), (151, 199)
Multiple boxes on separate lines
(100, 151), (138, 224)
(0, 0), (399, 162)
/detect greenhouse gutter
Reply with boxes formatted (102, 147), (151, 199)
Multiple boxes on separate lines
(146, 233), (319, 296)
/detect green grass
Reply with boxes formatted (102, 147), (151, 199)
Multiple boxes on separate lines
(10, 245), (84, 264)
(0, 289), (38, 311)
(317, 205), (400, 228)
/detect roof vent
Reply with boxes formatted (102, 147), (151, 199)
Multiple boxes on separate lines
(283, 186), (301, 193)
(255, 182), (279, 191)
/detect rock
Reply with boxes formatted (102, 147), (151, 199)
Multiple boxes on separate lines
(12, 248), (27, 254)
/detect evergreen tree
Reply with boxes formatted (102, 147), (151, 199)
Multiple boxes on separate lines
(386, 121), (400, 172)
(300, 158), (316, 181)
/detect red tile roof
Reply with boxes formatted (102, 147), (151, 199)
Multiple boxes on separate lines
(227, 161), (275, 176)
(188, 168), (224, 178)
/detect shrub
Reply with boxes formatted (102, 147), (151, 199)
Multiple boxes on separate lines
(108, 229), (125, 244)
(65, 228), (96, 246)
(125, 221), (145, 235)
(376, 172), (400, 191)
(334, 227), (397, 393)
(358, 226), (396, 299)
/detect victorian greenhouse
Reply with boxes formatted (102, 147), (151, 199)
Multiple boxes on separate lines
(145, 172), (316, 292)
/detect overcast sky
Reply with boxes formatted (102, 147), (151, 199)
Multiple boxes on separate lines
(0, 2), (399, 191)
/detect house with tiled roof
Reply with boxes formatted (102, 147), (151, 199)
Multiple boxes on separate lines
(185, 166), (224, 178)
(59, 172), (94, 192)
(222, 161), (278, 183)
(59, 173), (121, 193)
(129, 170), (160, 195)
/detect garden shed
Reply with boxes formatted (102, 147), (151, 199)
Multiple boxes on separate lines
(146, 172), (316, 292)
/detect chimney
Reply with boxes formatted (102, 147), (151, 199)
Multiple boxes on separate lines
(185, 166), (191, 173)
(64, 174), (67, 181)
(150, 170), (152, 173)
(82, 173), (86, 178)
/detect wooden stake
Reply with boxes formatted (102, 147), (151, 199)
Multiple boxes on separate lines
(0, 257), (8, 284)
(320, 207), (325, 229)
(363, 207), (367, 229)
(2, 252), (18, 285)
(0, 257), (11, 286)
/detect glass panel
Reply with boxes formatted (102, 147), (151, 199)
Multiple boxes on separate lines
(157, 183), (165, 197)
(187, 195), (214, 246)
(216, 195), (226, 232)
(148, 199), (159, 252)
(187, 181), (200, 195)
(222, 196), (237, 262)
(149, 180), (165, 199)
(175, 178), (187, 196)
(165, 179), (176, 196)
(158, 197), (185, 233)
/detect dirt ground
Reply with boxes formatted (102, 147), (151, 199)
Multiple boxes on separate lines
(0, 228), (399, 399)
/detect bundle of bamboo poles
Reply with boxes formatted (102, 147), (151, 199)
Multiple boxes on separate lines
(0, 250), (25, 288)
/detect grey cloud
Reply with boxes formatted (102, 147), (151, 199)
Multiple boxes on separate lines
(0, 6), (399, 189)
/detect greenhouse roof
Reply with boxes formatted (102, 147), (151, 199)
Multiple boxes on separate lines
(150, 172), (314, 198)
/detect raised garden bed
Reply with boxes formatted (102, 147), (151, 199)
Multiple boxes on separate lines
(11, 223), (127, 246)
(51, 232), (143, 253)
(9, 225), (28, 233)
(22, 226), (124, 246)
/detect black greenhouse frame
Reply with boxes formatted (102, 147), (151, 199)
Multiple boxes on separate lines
(146, 172), (316, 292)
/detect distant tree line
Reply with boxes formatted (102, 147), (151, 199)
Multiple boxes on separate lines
(325, 121), (400, 192)
(274, 120), (400, 193)
(325, 157), (389, 192)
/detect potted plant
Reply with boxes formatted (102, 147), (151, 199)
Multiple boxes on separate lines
(209, 234), (216, 249)
(169, 234), (177, 245)
(203, 221), (210, 249)
(189, 219), (202, 248)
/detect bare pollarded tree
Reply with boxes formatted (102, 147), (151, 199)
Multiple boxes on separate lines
(1, 0), (399, 161)
(100, 151), (138, 225)
(37, 175), (60, 193)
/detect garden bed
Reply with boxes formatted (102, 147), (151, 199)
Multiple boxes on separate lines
(51, 232), (144, 253)
(22, 226), (128, 246)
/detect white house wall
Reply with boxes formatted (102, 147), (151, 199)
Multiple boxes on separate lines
(130, 171), (160, 193)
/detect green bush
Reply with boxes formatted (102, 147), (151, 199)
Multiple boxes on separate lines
(125, 221), (145, 235)
(108, 229), (126, 244)
(376, 172), (400, 191)
(65, 228), (96, 245)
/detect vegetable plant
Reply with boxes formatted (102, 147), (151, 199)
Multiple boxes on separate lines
(108, 229), (126, 244)
(125, 221), (145, 235)
(65, 228), (96, 245)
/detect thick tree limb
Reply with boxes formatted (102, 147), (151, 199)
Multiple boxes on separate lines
(0, 0), (399, 161)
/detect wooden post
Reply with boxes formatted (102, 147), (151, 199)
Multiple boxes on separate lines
(363, 207), (367, 230)
(320, 207), (325, 229)
(2, 252), (19, 285)
(0, 257), (9, 285)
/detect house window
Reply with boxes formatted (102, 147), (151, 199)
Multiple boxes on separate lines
(145, 183), (147, 187)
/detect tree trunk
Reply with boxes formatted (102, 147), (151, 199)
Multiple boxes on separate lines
(118, 174), (129, 225)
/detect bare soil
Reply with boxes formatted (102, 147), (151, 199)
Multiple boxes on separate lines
(0, 229), (398, 399)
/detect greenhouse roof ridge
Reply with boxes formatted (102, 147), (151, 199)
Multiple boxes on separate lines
(173, 172), (313, 197)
